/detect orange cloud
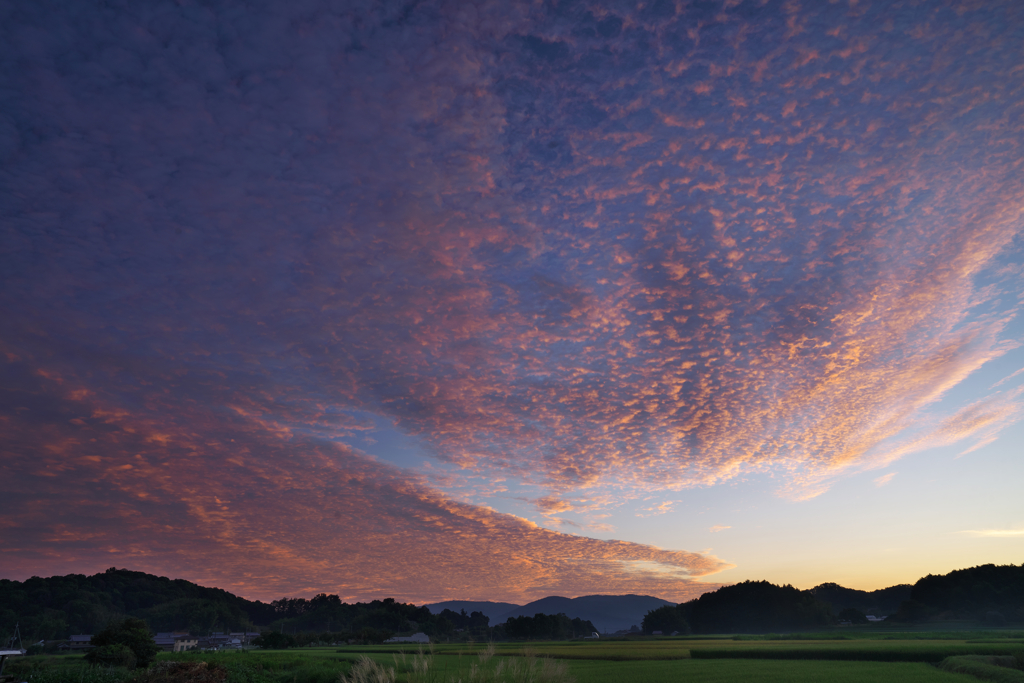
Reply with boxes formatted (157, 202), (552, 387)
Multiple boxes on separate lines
(0, 364), (728, 603)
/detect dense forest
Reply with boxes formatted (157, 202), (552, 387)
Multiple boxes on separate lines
(499, 613), (597, 640)
(0, 569), (586, 644)
(0, 569), (437, 641)
(0, 569), (261, 639)
(642, 564), (1024, 634)
(655, 581), (836, 634)
(891, 564), (1024, 624)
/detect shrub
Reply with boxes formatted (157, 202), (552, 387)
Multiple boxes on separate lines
(86, 617), (160, 669)
(86, 644), (137, 669)
(253, 630), (296, 649)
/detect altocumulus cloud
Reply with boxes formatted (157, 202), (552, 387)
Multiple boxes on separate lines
(2, 0), (1024, 596)
(0, 364), (728, 602)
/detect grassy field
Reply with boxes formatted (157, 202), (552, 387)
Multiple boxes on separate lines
(5, 632), (1024, 682)
(567, 659), (973, 683)
(337, 632), (1024, 663)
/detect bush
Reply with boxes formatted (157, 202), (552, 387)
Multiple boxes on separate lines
(253, 630), (296, 649)
(87, 644), (137, 669)
(86, 617), (160, 669)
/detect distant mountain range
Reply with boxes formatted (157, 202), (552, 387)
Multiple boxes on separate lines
(426, 594), (675, 633)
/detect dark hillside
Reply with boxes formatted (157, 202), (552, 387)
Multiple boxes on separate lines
(892, 564), (1024, 624)
(0, 569), (429, 640)
(0, 568), (265, 639)
(810, 582), (911, 616)
(682, 581), (834, 633)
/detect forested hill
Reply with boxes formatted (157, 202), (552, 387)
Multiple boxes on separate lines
(809, 564), (1024, 623)
(642, 563), (1024, 634)
(0, 568), (433, 640)
(810, 582), (912, 616)
(892, 563), (1024, 624)
(0, 568), (267, 639)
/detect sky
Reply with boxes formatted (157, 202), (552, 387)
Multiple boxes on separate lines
(1, 0), (1023, 605)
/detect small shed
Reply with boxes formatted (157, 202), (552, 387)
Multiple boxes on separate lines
(68, 635), (94, 651)
(0, 649), (24, 678)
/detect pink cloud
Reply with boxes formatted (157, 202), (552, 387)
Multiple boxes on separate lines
(0, 362), (728, 603)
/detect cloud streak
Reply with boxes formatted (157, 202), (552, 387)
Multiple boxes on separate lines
(0, 359), (727, 602)
(873, 473), (896, 488)
(960, 529), (1024, 538)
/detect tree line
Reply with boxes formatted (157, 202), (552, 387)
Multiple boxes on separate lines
(642, 581), (833, 635)
(0, 568), (597, 644)
(3, 562), (1019, 643)
(0, 569), (438, 641)
(641, 564), (1024, 634)
(251, 611), (598, 647)
(0, 568), (259, 640)
(891, 564), (1024, 625)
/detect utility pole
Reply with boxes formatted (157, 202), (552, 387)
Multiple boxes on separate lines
(5, 623), (22, 651)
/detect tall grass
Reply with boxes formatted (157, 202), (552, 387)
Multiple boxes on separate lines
(342, 646), (573, 683)
(339, 657), (396, 683)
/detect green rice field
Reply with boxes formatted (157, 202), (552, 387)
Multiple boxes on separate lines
(5, 631), (1023, 683)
